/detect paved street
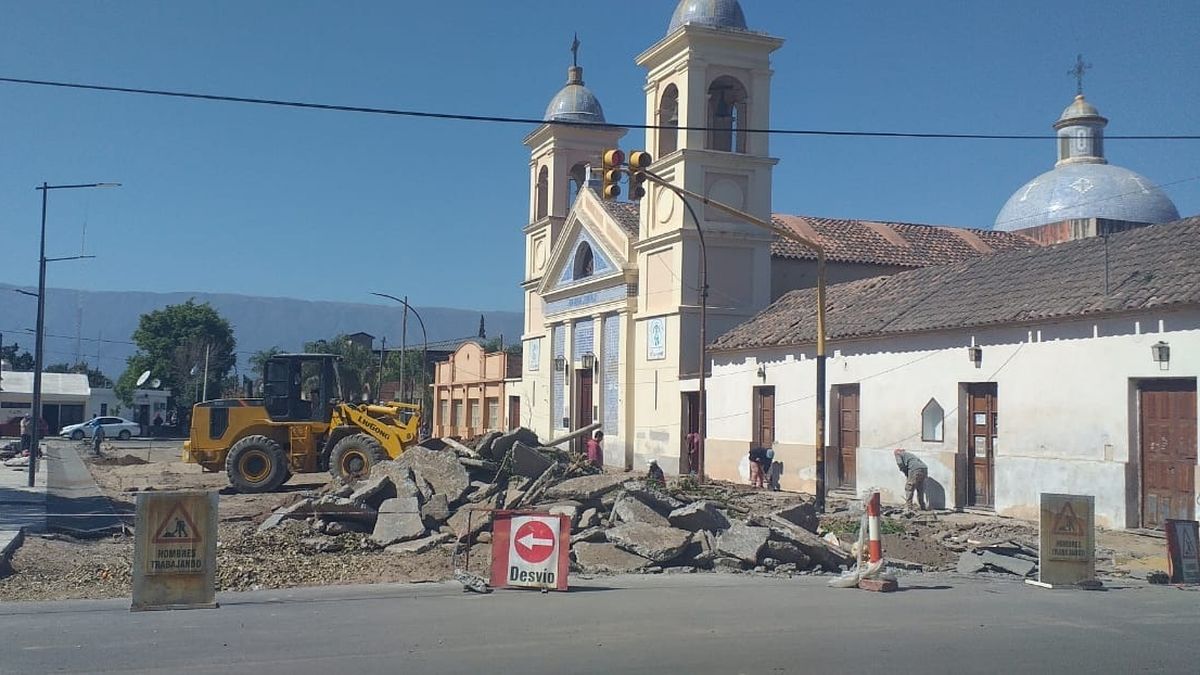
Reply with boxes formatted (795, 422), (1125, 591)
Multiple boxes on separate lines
(1, 573), (1197, 674)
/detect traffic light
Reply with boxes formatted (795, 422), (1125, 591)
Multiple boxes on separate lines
(627, 150), (653, 199)
(601, 149), (624, 200)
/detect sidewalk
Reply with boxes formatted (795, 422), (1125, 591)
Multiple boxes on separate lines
(0, 450), (47, 534)
(43, 441), (125, 536)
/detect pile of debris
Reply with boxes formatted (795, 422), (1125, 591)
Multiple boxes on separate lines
(955, 539), (1040, 577)
(255, 426), (852, 578)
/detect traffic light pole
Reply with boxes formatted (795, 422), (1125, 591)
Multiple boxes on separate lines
(637, 168), (830, 512)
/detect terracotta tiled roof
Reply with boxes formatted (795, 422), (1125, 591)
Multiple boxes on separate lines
(770, 215), (1038, 267)
(711, 216), (1200, 351)
(593, 203), (1035, 267)
(598, 199), (641, 238)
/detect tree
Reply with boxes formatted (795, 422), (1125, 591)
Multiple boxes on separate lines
(478, 314), (486, 339)
(1, 342), (35, 371)
(482, 336), (521, 357)
(249, 347), (284, 379)
(303, 335), (376, 401)
(116, 300), (237, 412)
(44, 361), (114, 388)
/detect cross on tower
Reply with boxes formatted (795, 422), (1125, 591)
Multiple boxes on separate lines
(571, 33), (580, 68)
(1068, 54), (1092, 96)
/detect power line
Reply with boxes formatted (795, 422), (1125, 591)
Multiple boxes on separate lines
(2, 75), (1197, 141)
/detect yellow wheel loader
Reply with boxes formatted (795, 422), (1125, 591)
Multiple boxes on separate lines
(183, 353), (422, 493)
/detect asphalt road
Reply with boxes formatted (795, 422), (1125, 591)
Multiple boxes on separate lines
(1, 573), (1197, 674)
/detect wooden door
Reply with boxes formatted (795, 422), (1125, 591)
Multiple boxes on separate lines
(834, 385), (860, 490)
(681, 392), (700, 473)
(752, 387), (775, 448)
(574, 369), (594, 454)
(508, 396), (521, 431)
(966, 383), (998, 507)
(1141, 379), (1197, 528)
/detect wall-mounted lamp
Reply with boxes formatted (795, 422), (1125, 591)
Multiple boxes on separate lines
(967, 345), (983, 368)
(756, 364), (766, 380)
(1151, 341), (1170, 370)
(581, 352), (596, 371)
(554, 355), (567, 372)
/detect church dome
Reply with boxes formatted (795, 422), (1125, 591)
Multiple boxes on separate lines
(544, 65), (606, 124)
(994, 94), (1179, 231)
(994, 163), (1180, 231)
(667, 0), (748, 34)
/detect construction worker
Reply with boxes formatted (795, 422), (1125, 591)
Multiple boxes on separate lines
(586, 430), (604, 469)
(748, 447), (773, 489)
(646, 458), (665, 487)
(92, 422), (106, 457)
(19, 414), (32, 455)
(893, 448), (928, 510)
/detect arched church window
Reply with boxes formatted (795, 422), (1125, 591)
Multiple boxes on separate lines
(568, 162), (589, 206)
(921, 398), (944, 442)
(658, 84), (679, 157)
(535, 166), (549, 219)
(707, 76), (748, 153)
(573, 242), (594, 280)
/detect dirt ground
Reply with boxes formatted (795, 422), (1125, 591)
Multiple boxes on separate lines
(0, 440), (1178, 602)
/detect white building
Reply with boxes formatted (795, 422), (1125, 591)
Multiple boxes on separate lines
(0, 370), (170, 434)
(706, 216), (1199, 530)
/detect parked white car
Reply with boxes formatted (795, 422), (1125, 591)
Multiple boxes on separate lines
(60, 416), (140, 441)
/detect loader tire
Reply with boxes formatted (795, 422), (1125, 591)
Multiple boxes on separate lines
(330, 433), (388, 483)
(226, 435), (289, 493)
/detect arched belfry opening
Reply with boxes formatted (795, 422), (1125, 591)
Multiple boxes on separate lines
(658, 84), (679, 157)
(572, 242), (595, 280)
(535, 165), (549, 219)
(707, 76), (748, 153)
(568, 162), (590, 206)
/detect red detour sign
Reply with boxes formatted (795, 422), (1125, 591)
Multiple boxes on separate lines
(490, 511), (570, 591)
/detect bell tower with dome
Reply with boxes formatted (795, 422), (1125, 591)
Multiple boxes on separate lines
(521, 37), (625, 355)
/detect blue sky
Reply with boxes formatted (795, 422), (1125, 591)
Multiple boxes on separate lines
(1, 1), (1196, 312)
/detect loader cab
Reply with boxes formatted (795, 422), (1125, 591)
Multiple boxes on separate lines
(262, 354), (344, 422)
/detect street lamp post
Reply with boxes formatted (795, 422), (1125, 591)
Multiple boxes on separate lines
(639, 169), (831, 511)
(27, 181), (119, 487)
(370, 292), (428, 409)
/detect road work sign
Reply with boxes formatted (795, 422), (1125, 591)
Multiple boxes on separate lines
(1165, 519), (1200, 584)
(1035, 493), (1095, 587)
(132, 491), (218, 611)
(490, 511), (570, 591)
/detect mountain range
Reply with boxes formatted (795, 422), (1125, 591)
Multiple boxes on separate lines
(0, 282), (523, 378)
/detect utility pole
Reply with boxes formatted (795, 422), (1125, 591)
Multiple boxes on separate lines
(637, 166), (830, 512)
(201, 343), (210, 402)
(401, 296), (409, 403)
(377, 336), (386, 403)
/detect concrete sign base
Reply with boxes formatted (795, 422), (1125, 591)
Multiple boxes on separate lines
(131, 490), (219, 611)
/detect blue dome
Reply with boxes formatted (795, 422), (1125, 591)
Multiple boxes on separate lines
(543, 66), (606, 124)
(994, 163), (1180, 231)
(668, 0), (748, 33)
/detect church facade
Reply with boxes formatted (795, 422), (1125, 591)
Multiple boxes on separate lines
(512, 1), (1034, 472)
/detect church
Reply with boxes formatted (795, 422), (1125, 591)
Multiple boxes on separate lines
(512, 0), (1044, 473)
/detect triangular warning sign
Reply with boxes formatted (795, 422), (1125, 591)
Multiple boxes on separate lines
(1052, 501), (1082, 535)
(153, 503), (201, 544)
(1183, 531), (1198, 557)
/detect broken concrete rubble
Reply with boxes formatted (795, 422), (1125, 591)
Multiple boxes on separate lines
(512, 441), (555, 478)
(542, 473), (629, 502)
(668, 500), (730, 533)
(420, 494), (451, 527)
(370, 497), (426, 547)
(573, 542), (651, 573)
(606, 523), (692, 564)
(716, 522), (771, 565)
(393, 447), (472, 505)
(486, 427), (539, 461)
(611, 492), (671, 528)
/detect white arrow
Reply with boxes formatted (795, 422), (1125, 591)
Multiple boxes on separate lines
(518, 533), (554, 550)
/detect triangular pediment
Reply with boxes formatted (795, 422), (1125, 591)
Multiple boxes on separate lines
(538, 189), (631, 297)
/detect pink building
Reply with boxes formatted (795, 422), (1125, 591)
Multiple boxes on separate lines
(431, 342), (522, 439)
